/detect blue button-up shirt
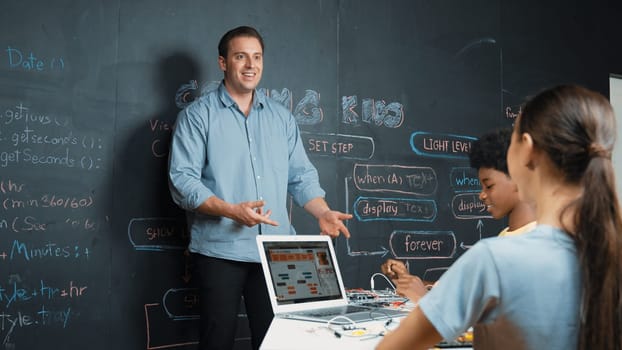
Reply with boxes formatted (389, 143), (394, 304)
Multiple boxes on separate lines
(168, 82), (325, 262)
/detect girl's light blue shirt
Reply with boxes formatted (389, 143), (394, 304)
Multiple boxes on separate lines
(419, 225), (580, 349)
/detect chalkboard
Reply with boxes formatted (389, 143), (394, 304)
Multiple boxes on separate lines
(1, 0), (620, 349)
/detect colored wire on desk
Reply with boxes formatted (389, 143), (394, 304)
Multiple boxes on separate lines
(324, 314), (398, 339)
(358, 318), (398, 341)
(325, 315), (357, 328)
(383, 317), (399, 332)
(369, 272), (396, 292)
(325, 316), (358, 338)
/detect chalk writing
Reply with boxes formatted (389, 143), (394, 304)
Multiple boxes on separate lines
(505, 105), (521, 120)
(63, 217), (98, 231)
(0, 215), (99, 233)
(149, 119), (174, 158)
(79, 155), (102, 170)
(0, 180), (96, 214)
(2, 103), (52, 125)
(0, 147), (71, 168)
(0, 304), (75, 346)
(0, 280), (87, 308)
(3, 194), (93, 210)
(144, 303), (199, 349)
(0, 305), (72, 331)
(449, 167), (480, 192)
(162, 288), (199, 320)
(353, 197), (437, 222)
(4, 47), (65, 72)
(451, 192), (491, 219)
(267, 88), (293, 111)
(257, 86), (326, 125)
(5, 216), (47, 232)
(422, 267), (449, 282)
(301, 132), (375, 159)
(128, 218), (188, 251)
(151, 138), (169, 158)
(175, 80), (199, 109)
(389, 230), (456, 259)
(345, 238), (390, 257)
(0, 180), (23, 194)
(0, 179), (101, 236)
(341, 96), (404, 128)
(9, 240), (90, 261)
(410, 131), (477, 159)
(149, 119), (173, 133)
(0, 148), (104, 170)
(10, 128), (78, 147)
(353, 164), (437, 195)
(292, 90), (323, 125)
(0, 102), (106, 170)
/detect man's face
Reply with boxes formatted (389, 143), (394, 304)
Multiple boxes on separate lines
(218, 36), (263, 96)
(478, 167), (519, 220)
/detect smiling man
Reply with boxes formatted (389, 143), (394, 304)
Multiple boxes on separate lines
(167, 26), (352, 350)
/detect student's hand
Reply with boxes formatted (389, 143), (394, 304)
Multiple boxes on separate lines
(381, 259), (408, 280)
(318, 210), (352, 238)
(394, 274), (428, 302)
(231, 200), (279, 227)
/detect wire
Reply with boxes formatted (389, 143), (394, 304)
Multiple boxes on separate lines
(324, 313), (401, 340)
(325, 315), (394, 339)
(325, 315), (357, 338)
(325, 315), (364, 338)
(370, 272), (396, 291)
(326, 315), (357, 328)
(383, 317), (399, 332)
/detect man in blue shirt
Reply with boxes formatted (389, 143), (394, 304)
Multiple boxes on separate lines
(168, 26), (352, 350)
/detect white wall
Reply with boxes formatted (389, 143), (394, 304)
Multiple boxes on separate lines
(610, 76), (622, 199)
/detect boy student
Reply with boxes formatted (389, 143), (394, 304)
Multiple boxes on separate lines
(377, 84), (622, 350)
(470, 127), (536, 237)
(381, 127), (536, 301)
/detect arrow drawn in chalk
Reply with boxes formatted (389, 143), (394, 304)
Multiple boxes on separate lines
(346, 238), (390, 257)
(342, 176), (390, 257)
(460, 219), (484, 250)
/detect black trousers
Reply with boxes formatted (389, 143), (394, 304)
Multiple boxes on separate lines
(193, 254), (274, 350)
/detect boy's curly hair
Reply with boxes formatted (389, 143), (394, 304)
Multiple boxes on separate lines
(468, 127), (512, 175)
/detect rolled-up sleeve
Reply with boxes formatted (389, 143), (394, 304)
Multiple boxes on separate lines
(168, 104), (214, 210)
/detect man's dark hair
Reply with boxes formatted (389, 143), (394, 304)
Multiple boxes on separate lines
(218, 26), (265, 58)
(468, 127), (513, 174)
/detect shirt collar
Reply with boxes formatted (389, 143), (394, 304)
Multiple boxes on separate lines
(217, 80), (265, 110)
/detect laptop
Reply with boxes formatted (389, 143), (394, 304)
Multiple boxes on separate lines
(256, 234), (410, 325)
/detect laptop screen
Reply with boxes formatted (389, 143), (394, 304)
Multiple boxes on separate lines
(261, 240), (344, 305)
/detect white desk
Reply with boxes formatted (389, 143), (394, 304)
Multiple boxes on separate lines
(260, 316), (391, 350)
(260, 316), (473, 350)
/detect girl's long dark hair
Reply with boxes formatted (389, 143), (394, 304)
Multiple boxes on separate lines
(517, 85), (622, 350)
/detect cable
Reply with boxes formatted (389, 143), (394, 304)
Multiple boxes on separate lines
(370, 272), (396, 292)
(325, 315), (357, 338)
(325, 315), (377, 338)
(383, 317), (399, 332)
(326, 315), (356, 328)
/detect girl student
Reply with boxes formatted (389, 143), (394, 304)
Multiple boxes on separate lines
(376, 85), (622, 350)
